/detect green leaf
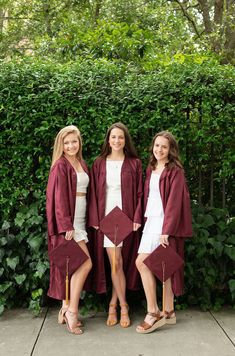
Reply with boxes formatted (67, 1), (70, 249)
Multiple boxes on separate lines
(0, 236), (8, 246)
(229, 280), (235, 300)
(224, 246), (235, 261)
(14, 213), (25, 227)
(2, 221), (10, 230)
(6, 256), (19, 270)
(31, 288), (43, 300)
(0, 305), (4, 315)
(0, 282), (13, 293)
(28, 236), (42, 249)
(14, 274), (27, 285)
(203, 215), (215, 228)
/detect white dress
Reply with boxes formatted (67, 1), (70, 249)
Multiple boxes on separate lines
(103, 160), (123, 248)
(138, 172), (164, 253)
(73, 172), (89, 243)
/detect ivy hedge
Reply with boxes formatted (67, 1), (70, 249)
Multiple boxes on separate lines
(0, 59), (234, 314)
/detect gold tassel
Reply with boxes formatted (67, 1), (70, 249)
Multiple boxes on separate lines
(66, 257), (69, 306)
(112, 225), (118, 275)
(162, 261), (166, 314)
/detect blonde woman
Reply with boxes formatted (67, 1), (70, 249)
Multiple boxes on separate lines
(46, 125), (92, 335)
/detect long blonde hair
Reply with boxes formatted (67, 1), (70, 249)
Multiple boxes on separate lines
(51, 125), (82, 167)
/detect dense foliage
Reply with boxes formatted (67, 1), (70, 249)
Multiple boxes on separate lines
(1, 1), (234, 64)
(0, 59), (234, 314)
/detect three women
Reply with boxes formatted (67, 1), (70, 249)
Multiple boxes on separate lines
(46, 125), (192, 335)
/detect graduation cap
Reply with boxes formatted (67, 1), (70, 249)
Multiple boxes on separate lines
(49, 239), (89, 305)
(143, 245), (184, 312)
(99, 206), (133, 273)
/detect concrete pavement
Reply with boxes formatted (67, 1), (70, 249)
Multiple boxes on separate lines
(0, 307), (234, 356)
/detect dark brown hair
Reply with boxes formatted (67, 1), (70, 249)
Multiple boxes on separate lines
(99, 122), (138, 158)
(149, 131), (183, 170)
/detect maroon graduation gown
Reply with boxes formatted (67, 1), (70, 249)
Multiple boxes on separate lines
(46, 156), (89, 300)
(143, 165), (193, 296)
(88, 157), (143, 294)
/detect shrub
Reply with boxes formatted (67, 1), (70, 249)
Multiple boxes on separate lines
(0, 59), (234, 314)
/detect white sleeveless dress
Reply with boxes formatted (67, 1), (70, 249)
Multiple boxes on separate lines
(103, 160), (123, 248)
(138, 172), (164, 253)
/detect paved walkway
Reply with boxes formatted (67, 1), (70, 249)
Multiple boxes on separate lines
(0, 307), (234, 356)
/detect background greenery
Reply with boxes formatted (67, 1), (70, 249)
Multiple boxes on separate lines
(1, 1), (235, 64)
(0, 59), (234, 314)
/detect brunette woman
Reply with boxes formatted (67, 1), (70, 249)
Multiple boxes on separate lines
(136, 131), (192, 334)
(46, 125), (92, 335)
(89, 122), (142, 328)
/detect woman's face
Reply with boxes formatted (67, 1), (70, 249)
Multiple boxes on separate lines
(109, 128), (125, 153)
(63, 132), (80, 159)
(153, 136), (170, 164)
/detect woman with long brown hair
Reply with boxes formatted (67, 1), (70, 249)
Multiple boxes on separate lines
(136, 131), (192, 334)
(89, 122), (143, 328)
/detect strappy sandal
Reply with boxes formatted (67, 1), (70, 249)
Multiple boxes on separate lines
(136, 311), (166, 334)
(58, 307), (83, 327)
(106, 304), (117, 326)
(64, 310), (83, 335)
(165, 310), (176, 325)
(120, 303), (130, 328)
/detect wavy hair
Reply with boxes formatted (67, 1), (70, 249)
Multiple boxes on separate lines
(149, 131), (183, 170)
(51, 125), (82, 167)
(99, 122), (138, 158)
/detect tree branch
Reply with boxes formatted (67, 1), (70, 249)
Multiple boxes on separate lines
(172, 0), (201, 37)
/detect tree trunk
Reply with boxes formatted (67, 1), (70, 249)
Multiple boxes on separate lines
(0, 9), (9, 33)
(43, 2), (52, 37)
(214, 0), (224, 24)
(198, 0), (213, 34)
(94, 0), (102, 23)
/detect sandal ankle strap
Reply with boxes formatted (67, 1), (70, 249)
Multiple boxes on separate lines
(147, 311), (162, 320)
(165, 310), (175, 318)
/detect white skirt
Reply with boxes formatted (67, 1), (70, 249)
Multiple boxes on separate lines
(73, 196), (88, 243)
(138, 216), (163, 253)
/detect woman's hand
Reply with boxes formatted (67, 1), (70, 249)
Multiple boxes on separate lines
(92, 226), (99, 230)
(133, 223), (141, 231)
(160, 234), (169, 248)
(65, 230), (75, 240)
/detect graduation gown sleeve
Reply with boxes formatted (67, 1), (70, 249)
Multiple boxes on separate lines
(160, 167), (193, 238)
(46, 161), (75, 237)
(88, 160), (100, 227)
(133, 159), (143, 224)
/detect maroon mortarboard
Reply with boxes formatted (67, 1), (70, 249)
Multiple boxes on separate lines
(144, 245), (184, 312)
(49, 239), (89, 304)
(99, 206), (133, 246)
(99, 206), (133, 273)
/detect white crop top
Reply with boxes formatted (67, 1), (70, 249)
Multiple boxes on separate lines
(76, 172), (89, 193)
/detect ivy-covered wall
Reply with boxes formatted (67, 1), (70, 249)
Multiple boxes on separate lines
(0, 59), (234, 314)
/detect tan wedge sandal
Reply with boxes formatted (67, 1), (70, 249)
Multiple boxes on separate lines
(165, 310), (176, 325)
(136, 311), (166, 334)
